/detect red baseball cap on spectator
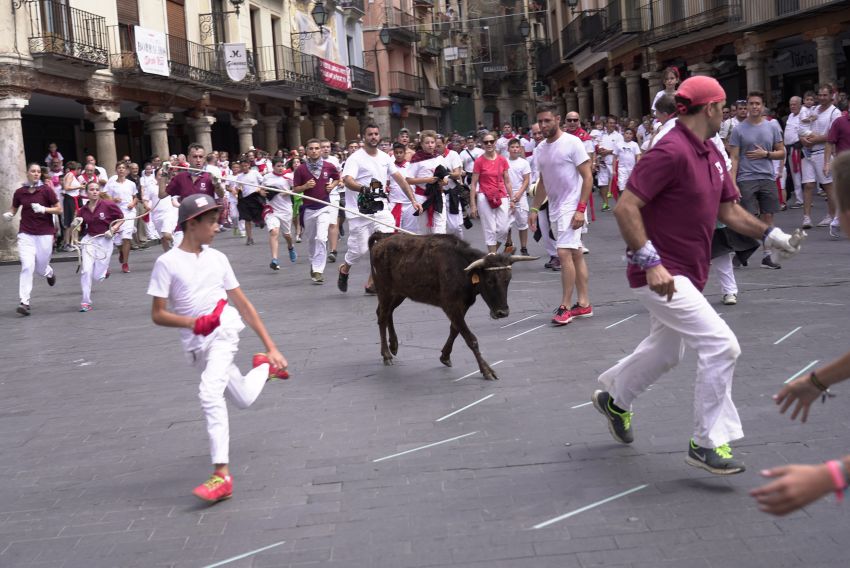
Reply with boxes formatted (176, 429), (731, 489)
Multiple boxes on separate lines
(676, 76), (727, 108)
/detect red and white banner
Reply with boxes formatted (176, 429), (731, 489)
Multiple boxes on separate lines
(319, 58), (351, 91)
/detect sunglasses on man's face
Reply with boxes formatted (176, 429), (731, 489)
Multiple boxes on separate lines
(482, 140), (495, 145)
(565, 118), (579, 122)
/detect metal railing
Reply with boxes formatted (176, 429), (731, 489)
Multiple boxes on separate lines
(536, 40), (562, 76)
(423, 87), (442, 108)
(350, 65), (376, 94)
(640, 0), (741, 45)
(592, 0), (642, 50)
(738, 0), (846, 29)
(562, 11), (604, 58)
(253, 44), (325, 94)
(388, 71), (423, 99)
(339, 0), (366, 14)
(418, 32), (441, 56)
(385, 6), (419, 42)
(108, 24), (224, 85)
(25, 0), (108, 67)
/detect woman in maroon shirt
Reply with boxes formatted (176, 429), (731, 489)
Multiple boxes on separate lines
(3, 163), (62, 316)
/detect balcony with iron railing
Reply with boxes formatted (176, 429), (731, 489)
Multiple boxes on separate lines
(591, 0), (643, 52)
(481, 78), (501, 97)
(339, 0), (366, 15)
(385, 7), (419, 43)
(562, 11), (604, 58)
(108, 24), (225, 86)
(738, 0), (847, 30)
(350, 65), (376, 94)
(252, 44), (326, 95)
(418, 32), (441, 57)
(388, 71), (423, 99)
(536, 39), (563, 77)
(25, 0), (108, 68)
(414, 0), (435, 7)
(639, 0), (742, 46)
(423, 87), (442, 108)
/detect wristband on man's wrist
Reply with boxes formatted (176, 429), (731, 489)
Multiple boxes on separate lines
(530, 207), (539, 213)
(826, 460), (847, 502)
(810, 371), (828, 391)
(626, 240), (662, 270)
(576, 202), (587, 214)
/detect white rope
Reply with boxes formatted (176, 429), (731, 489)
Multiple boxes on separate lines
(161, 163), (417, 236)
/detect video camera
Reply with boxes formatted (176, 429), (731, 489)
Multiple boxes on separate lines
(357, 178), (388, 215)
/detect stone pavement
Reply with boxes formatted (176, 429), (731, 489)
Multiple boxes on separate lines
(1, 199), (849, 568)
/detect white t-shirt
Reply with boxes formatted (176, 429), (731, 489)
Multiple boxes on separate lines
(599, 131), (624, 166)
(147, 246), (241, 352)
(648, 118), (678, 150)
(521, 136), (536, 157)
(507, 157), (531, 192)
(442, 149), (463, 189)
(495, 135), (514, 158)
(406, 154), (446, 192)
(387, 161), (410, 204)
(809, 105), (841, 153)
(460, 147), (484, 173)
(236, 170), (263, 198)
(614, 141), (641, 172)
(104, 178), (137, 218)
(140, 173), (158, 205)
(784, 113), (800, 146)
(341, 148), (399, 210)
(262, 171), (294, 215)
(534, 132), (590, 220)
(324, 155), (342, 196)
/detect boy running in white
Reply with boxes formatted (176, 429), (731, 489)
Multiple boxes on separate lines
(406, 130), (448, 234)
(505, 139), (532, 255)
(75, 182), (124, 311)
(148, 194), (289, 504)
(262, 158), (296, 270)
(104, 161), (137, 273)
(528, 102), (593, 326)
(436, 134), (466, 238)
(614, 127), (641, 194)
(387, 143), (417, 233)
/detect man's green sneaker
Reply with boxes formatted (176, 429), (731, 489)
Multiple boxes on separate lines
(592, 390), (634, 444)
(685, 439), (745, 475)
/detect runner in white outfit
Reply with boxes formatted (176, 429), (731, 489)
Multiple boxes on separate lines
(505, 139), (532, 255)
(436, 134), (466, 238)
(387, 143), (417, 233)
(104, 162), (137, 273)
(261, 158), (296, 270)
(406, 131), (448, 235)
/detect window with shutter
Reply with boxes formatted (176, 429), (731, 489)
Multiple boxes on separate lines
(166, 0), (188, 66)
(117, 0), (139, 25)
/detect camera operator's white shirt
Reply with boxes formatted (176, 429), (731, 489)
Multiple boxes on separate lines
(341, 148), (398, 212)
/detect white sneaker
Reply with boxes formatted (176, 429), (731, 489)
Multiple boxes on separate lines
(829, 224), (842, 240)
(817, 215), (833, 227)
(801, 215), (812, 229)
(722, 293), (738, 305)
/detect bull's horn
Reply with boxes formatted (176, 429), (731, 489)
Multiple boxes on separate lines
(464, 258), (487, 272)
(509, 255), (540, 262)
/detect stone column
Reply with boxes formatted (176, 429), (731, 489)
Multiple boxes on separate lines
(333, 113), (348, 144)
(261, 115), (282, 152)
(143, 112), (173, 160)
(311, 113), (328, 139)
(622, 71), (643, 120)
(233, 116), (258, 154)
(590, 78), (606, 119)
(738, 52), (766, 94)
(576, 83), (592, 122)
(605, 73), (623, 118)
(687, 62), (715, 77)
(0, 94), (29, 262)
(642, 71), (662, 107)
(286, 114), (304, 149)
(565, 89), (578, 114)
(813, 35), (838, 87)
(186, 115), (216, 153)
(86, 104), (120, 176)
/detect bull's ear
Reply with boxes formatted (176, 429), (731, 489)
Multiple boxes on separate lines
(508, 255), (540, 263)
(470, 272), (480, 285)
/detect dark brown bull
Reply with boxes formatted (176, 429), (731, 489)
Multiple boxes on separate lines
(368, 233), (537, 380)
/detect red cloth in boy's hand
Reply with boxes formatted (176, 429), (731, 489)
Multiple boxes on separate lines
(193, 299), (228, 336)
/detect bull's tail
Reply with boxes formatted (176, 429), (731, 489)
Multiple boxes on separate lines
(368, 231), (395, 251)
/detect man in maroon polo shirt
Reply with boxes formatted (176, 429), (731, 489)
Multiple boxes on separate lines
(590, 76), (803, 475)
(158, 142), (224, 249)
(825, 112), (850, 182)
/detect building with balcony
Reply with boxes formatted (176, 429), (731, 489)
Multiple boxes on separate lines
(535, 0), (849, 123)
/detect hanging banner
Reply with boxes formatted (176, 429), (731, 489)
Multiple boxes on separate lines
(223, 43), (249, 82)
(319, 58), (351, 91)
(134, 26), (169, 77)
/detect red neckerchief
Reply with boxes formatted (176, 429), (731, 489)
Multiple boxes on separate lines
(501, 133), (515, 140)
(80, 173), (96, 184)
(49, 150), (59, 160)
(442, 148), (450, 158)
(394, 160), (407, 167)
(410, 149), (436, 163)
(569, 127), (592, 142)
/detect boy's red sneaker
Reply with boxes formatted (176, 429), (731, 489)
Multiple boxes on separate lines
(569, 303), (594, 319)
(252, 353), (290, 380)
(192, 473), (233, 503)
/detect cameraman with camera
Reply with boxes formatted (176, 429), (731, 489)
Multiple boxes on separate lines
(338, 124), (422, 294)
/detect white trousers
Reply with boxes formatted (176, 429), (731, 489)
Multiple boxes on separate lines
(477, 194), (510, 246)
(189, 323), (269, 464)
(344, 209), (394, 266)
(391, 201), (419, 234)
(303, 207), (333, 272)
(79, 234), (113, 305)
(787, 153), (803, 203)
(18, 233), (54, 305)
(445, 194), (465, 238)
(537, 208), (557, 258)
(509, 202), (529, 231)
(712, 253), (737, 295)
(598, 276), (743, 448)
(415, 194), (446, 234)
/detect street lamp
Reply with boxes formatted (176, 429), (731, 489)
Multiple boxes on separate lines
(229, 0), (244, 15)
(291, 1), (329, 49)
(379, 24), (391, 47)
(519, 17), (531, 39)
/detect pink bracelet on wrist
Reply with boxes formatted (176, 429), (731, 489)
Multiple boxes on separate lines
(826, 460), (846, 502)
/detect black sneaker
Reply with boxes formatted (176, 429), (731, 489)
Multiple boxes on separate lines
(591, 390), (633, 444)
(544, 256), (555, 269)
(16, 303), (30, 316)
(685, 439), (745, 475)
(328, 250), (337, 263)
(337, 268), (349, 292)
(761, 256), (781, 270)
(520, 248), (529, 256)
(270, 259), (280, 271)
(46, 272), (56, 286)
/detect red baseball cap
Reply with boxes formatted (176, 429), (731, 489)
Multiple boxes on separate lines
(676, 76), (727, 106)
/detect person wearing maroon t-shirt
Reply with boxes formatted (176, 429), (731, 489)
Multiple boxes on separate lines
(158, 142), (223, 249)
(292, 139), (340, 284)
(591, 76), (802, 475)
(74, 181), (124, 312)
(3, 163), (62, 316)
